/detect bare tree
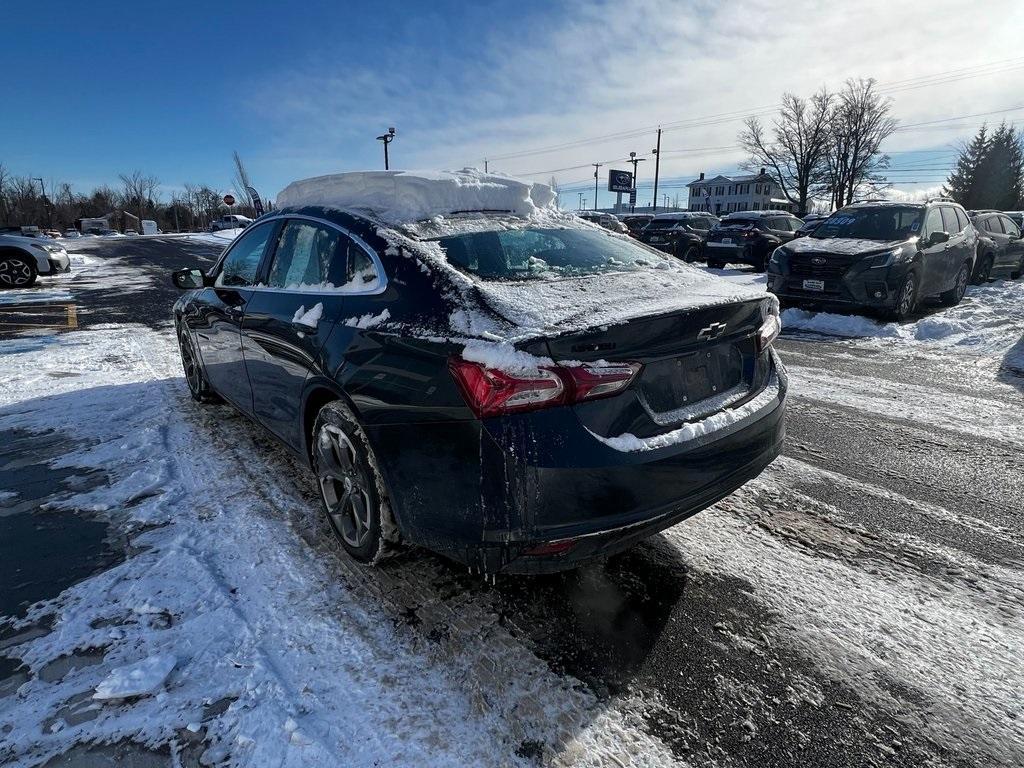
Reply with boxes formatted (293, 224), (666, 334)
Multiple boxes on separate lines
(738, 90), (833, 216)
(119, 171), (160, 225)
(823, 78), (898, 209)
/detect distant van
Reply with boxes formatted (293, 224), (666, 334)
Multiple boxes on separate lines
(142, 220), (159, 235)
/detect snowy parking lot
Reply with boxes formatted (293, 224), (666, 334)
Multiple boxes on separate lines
(1, 236), (1023, 767)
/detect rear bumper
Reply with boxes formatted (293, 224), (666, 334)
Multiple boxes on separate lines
(368, 353), (788, 574)
(705, 241), (756, 265)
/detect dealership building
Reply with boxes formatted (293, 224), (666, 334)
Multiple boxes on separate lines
(687, 169), (793, 214)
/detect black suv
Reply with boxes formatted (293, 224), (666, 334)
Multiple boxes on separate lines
(968, 210), (1024, 282)
(704, 211), (804, 271)
(767, 199), (977, 319)
(170, 175), (786, 576)
(637, 212), (718, 261)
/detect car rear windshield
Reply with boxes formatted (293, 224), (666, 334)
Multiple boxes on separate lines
(435, 227), (666, 281)
(645, 219), (684, 230)
(812, 207), (922, 240)
(718, 218), (759, 229)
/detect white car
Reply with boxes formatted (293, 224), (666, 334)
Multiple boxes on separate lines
(63, 229), (82, 239)
(0, 233), (71, 288)
(209, 214), (253, 232)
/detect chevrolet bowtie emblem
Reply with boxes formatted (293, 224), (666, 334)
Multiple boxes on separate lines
(697, 322), (727, 341)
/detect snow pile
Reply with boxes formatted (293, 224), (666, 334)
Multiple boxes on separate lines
(93, 655), (177, 701)
(291, 302), (323, 327)
(593, 374), (783, 452)
(344, 309), (390, 329)
(276, 169), (557, 225)
(782, 278), (1024, 366)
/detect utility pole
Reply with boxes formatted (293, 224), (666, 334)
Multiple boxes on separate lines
(627, 152), (646, 213)
(578, 192), (585, 210)
(651, 128), (662, 213)
(376, 127), (396, 170)
(484, 159), (489, 173)
(592, 163), (602, 210)
(34, 178), (51, 229)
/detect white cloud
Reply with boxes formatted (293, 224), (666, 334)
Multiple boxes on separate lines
(248, 0), (1024, 202)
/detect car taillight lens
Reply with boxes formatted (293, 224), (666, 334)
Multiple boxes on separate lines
(757, 314), (781, 353)
(448, 359), (641, 419)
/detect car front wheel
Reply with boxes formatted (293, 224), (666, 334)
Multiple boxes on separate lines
(0, 253), (37, 288)
(177, 326), (220, 403)
(889, 273), (918, 320)
(312, 401), (395, 565)
(972, 254), (993, 284)
(680, 245), (699, 263)
(940, 262), (971, 306)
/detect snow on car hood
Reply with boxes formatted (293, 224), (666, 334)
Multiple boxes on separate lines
(473, 265), (764, 338)
(788, 236), (910, 256)
(277, 168), (557, 225)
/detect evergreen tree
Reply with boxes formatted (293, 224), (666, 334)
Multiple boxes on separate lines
(944, 125), (988, 207)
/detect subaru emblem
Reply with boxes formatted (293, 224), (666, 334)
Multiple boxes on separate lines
(811, 256), (826, 265)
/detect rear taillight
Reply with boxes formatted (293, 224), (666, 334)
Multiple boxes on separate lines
(757, 313), (781, 353)
(448, 358), (641, 419)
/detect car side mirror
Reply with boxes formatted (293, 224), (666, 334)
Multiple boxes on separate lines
(927, 231), (950, 246)
(172, 268), (206, 290)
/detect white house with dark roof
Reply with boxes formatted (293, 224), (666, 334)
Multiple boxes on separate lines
(686, 169), (793, 215)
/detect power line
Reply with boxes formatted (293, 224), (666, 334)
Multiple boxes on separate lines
(480, 56), (1024, 167)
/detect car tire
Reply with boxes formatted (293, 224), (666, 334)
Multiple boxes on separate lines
(707, 258), (726, 269)
(940, 262), (971, 306)
(177, 325), (220, 403)
(0, 252), (38, 289)
(312, 401), (396, 565)
(680, 245), (699, 263)
(972, 254), (993, 284)
(1011, 258), (1023, 280)
(888, 273), (918, 320)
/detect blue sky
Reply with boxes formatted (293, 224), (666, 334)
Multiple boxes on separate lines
(3, 0), (1023, 209)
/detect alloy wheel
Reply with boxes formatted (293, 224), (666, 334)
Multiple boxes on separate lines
(0, 258), (33, 287)
(316, 426), (374, 549)
(977, 257), (993, 283)
(898, 276), (915, 317)
(178, 330), (202, 395)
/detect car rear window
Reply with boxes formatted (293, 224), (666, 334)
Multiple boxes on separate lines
(645, 219), (683, 230)
(435, 227), (666, 281)
(719, 218), (758, 229)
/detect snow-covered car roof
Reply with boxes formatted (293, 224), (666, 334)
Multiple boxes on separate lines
(721, 210), (796, 219)
(651, 212), (716, 220)
(276, 169), (556, 226)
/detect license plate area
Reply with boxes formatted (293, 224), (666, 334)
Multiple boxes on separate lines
(722, 237), (733, 244)
(802, 279), (825, 292)
(638, 343), (746, 415)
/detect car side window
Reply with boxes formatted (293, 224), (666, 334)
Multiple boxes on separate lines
(989, 216), (1005, 235)
(922, 208), (943, 238)
(266, 220), (343, 288)
(954, 208), (969, 232)
(343, 238), (383, 291)
(215, 222), (276, 287)
(940, 207), (960, 234)
(1001, 216), (1020, 238)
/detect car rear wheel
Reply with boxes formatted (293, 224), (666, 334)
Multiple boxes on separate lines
(972, 254), (993, 284)
(1011, 257), (1023, 280)
(707, 258), (726, 269)
(312, 401), (395, 565)
(940, 262), (971, 306)
(888, 273), (917, 320)
(0, 253), (37, 288)
(177, 326), (220, 403)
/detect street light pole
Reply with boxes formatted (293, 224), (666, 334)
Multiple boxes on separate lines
(376, 127), (396, 170)
(627, 152), (646, 213)
(651, 127), (662, 213)
(34, 177), (51, 229)
(578, 192), (585, 210)
(592, 163), (602, 210)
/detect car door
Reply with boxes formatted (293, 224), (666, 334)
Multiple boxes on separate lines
(1000, 215), (1024, 270)
(240, 218), (386, 450)
(986, 215), (1012, 269)
(941, 207), (968, 287)
(917, 207), (948, 295)
(191, 220), (278, 412)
